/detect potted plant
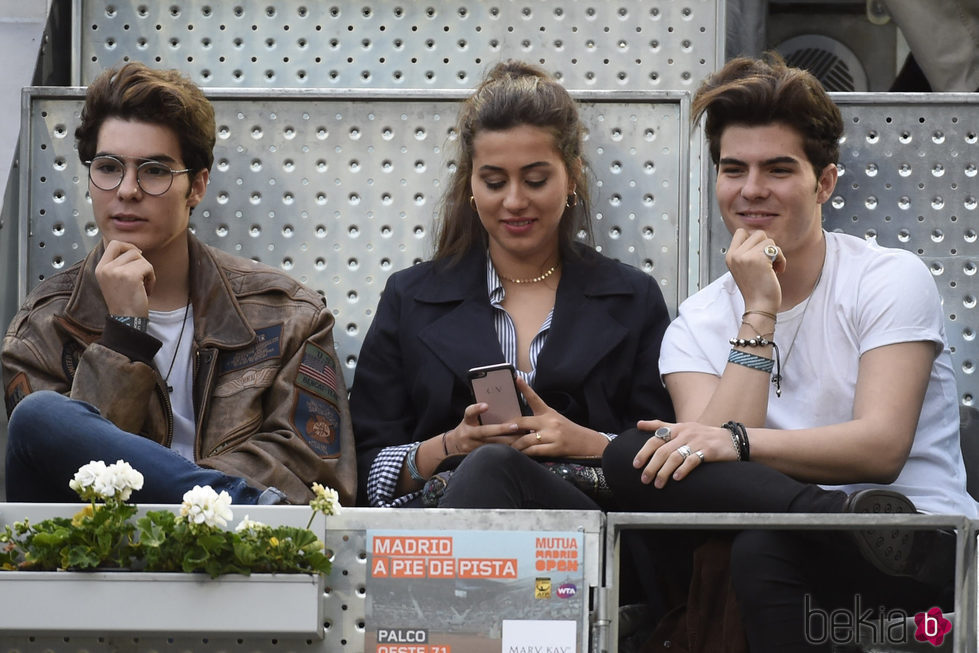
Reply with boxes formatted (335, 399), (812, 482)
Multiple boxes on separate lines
(0, 461), (341, 637)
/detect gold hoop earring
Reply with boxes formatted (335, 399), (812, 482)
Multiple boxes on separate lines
(566, 191), (578, 208)
(469, 195), (477, 212)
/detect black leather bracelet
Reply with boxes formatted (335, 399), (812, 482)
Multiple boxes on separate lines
(722, 421), (743, 461)
(734, 421), (750, 461)
(722, 420), (750, 462)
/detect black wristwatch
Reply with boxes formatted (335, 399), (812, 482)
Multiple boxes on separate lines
(109, 314), (148, 333)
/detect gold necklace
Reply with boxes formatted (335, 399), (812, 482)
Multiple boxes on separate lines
(499, 263), (559, 285)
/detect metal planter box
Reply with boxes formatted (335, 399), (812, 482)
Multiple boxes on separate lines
(0, 571), (324, 637)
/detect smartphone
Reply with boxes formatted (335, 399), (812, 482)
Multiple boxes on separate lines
(467, 363), (523, 425)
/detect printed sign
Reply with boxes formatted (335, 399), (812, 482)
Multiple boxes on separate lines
(502, 619), (577, 653)
(366, 530), (585, 653)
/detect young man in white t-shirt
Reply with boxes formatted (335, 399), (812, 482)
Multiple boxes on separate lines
(602, 55), (975, 651)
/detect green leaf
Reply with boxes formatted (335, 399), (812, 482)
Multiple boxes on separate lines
(4, 491), (332, 576)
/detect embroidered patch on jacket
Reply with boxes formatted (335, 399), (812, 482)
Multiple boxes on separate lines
(291, 390), (341, 458)
(61, 341), (83, 382)
(218, 324), (282, 375)
(212, 366), (278, 398)
(4, 372), (31, 415)
(295, 342), (340, 403)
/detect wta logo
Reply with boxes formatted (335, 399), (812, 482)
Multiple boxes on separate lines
(556, 583), (577, 599)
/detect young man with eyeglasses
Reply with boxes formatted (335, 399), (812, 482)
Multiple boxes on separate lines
(2, 63), (356, 507)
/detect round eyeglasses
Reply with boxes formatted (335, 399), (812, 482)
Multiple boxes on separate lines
(85, 155), (193, 196)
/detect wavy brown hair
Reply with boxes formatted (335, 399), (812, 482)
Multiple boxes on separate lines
(434, 60), (593, 263)
(76, 62), (216, 175)
(692, 53), (843, 175)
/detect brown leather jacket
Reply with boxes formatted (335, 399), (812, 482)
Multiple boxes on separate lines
(2, 234), (356, 505)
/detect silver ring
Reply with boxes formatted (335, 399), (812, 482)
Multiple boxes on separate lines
(695, 450), (705, 462)
(654, 426), (672, 442)
(764, 244), (779, 263)
(676, 445), (692, 460)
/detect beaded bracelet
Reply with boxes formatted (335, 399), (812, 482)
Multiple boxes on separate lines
(730, 319), (774, 348)
(729, 338), (783, 396)
(730, 336), (772, 347)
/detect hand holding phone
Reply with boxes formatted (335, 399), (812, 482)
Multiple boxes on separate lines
(467, 363), (523, 425)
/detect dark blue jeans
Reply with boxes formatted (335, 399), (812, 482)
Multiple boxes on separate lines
(6, 391), (266, 504)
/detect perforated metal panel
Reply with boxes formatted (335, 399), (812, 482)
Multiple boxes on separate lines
(74, 0), (724, 92)
(21, 88), (687, 385)
(702, 94), (979, 407)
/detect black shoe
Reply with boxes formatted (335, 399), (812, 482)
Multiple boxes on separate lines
(844, 489), (953, 584)
(617, 603), (655, 653)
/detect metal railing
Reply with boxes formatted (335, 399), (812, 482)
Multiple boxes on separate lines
(0, 505), (973, 652)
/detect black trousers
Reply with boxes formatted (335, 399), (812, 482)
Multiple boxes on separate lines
(437, 443), (601, 510)
(603, 429), (953, 652)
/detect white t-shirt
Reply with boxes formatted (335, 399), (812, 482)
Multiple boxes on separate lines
(147, 304), (196, 461)
(661, 231), (977, 517)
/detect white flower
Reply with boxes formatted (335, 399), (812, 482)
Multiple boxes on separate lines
(68, 460), (144, 502)
(180, 485), (234, 529)
(69, 460), (108, 498)
(103, 460), (144, 501)
(234, 514), (270, 533)
(310, 483), (341, 516)
(92, 470), (117, 499)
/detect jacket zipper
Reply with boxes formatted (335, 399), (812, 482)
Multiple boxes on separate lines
(194, 348), (218, 460)
(156, 377), (175, 448)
